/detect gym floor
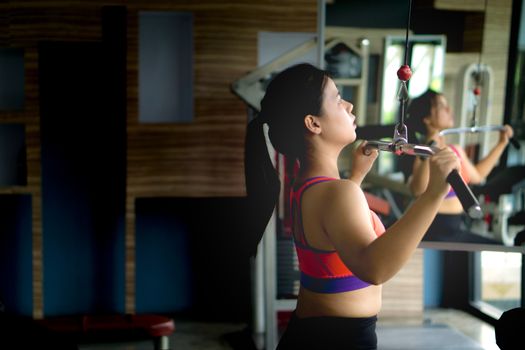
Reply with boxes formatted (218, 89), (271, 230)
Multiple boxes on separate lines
(77, 308), (500, 350)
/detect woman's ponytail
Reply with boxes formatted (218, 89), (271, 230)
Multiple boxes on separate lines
(242, 63), (328, 257)
(243, 115), (280, 257)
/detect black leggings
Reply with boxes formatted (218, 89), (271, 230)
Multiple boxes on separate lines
(277, 312), (377, 350)
(424, 213), (498, 244)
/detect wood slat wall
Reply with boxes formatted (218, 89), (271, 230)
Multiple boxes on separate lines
(0, 0), (318, 317)
(125, 1), (317, 200)
(441, 0), (512, 149)
(124, 0), (318, 314)
(380, 249), (424, 320)
(434, 0), (486, 12)
(0, 2), (102, 319)
(481, 0), (512, 134)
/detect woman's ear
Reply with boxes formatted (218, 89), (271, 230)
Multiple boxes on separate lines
(304, 115), (322, 134)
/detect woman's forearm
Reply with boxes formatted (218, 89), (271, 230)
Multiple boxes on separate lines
(475, 140), (508, 179)
(408, 159), (430, 196)
(358, 191), (442, 284)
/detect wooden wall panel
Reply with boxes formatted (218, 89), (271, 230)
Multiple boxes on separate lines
(434, 0), (485, 12)
(441, 0), (512, 149)
(1, 0), (318, 318)
(124, 0), (318, 314)
(380, 249), (424, 321)
(481, 0), (512, 136)
(125, 1), (317, 199)
(0, 3), (101, 319)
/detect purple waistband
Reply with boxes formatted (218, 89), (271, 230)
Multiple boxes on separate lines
(300, 272), (371, 293)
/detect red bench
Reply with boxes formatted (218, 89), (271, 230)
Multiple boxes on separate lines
(38, 314), (175, 350)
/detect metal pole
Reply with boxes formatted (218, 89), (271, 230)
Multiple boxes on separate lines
(522, 254), (525, 308)
(317, 0), (325, 69)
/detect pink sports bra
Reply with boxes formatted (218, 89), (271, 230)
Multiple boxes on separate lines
(290, 176), (385, 293)
(445, 145), (471, 198)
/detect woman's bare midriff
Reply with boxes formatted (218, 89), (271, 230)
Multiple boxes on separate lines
(438, 196), (464, 214)
(294, 284), (382, 319)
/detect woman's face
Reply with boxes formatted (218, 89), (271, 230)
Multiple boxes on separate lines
(317, 77), (357, 145)
(426, 94), (454, 131)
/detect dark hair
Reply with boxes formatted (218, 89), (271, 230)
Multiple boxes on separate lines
(243, 63), (329, 256)
(261, 63), (329, 159)
(406, 89), (441, 136)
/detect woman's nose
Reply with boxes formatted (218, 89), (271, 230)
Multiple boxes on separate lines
(346, 100), (353, 113)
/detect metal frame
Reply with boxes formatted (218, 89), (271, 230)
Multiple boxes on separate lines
(454, 63), (494, 159)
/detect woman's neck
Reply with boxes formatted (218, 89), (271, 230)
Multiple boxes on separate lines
(426, 129), (446, 147)
(298, 151), (341, 180)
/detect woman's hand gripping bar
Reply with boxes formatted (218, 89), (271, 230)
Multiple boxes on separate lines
(440, 125), (520, 149)
(363, 141), (483, 219)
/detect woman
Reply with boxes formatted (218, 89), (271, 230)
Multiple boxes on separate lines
(406, 89), (514, 243)
(245, 63), (459, 349)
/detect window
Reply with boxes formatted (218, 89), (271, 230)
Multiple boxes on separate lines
(472, 251), (522, 319)
(378, 36), (446, 175)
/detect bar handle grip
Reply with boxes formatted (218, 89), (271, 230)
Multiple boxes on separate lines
(446, 169), (483, 219)
(510, 137), (521, 150)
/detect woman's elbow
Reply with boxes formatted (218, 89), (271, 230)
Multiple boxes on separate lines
(343, 251), (392, 285)
(356, 270), (390, 286)
(469, 174), (484, 185)
(365, 276), (384, 286)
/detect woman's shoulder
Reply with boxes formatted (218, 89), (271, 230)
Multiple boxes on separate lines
(448, 143), (467, 156)
(312, 178), (366, 202)
(297, 177), (360, 194)
(315, 179), (372, 225)
(313, 177), (361, 190)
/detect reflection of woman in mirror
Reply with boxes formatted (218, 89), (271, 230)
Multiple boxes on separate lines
(246, 64), (460, 349)
(406, 89), (514, 243)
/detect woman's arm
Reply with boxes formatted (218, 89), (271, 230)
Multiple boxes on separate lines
(323, 148), (460, 285)
(348, 140), (379, 186)
(407, 134), (441, 196)
(407, 157), (430, 196)
(458, 124), (513, 184)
